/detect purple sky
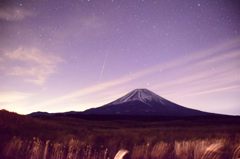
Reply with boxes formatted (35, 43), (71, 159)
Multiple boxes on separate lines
(0, 0), (240, 115)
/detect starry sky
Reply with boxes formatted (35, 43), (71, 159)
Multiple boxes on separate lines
(0, 0), (240, 115)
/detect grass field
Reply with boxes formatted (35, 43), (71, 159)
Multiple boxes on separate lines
(0, 110), (240, 159)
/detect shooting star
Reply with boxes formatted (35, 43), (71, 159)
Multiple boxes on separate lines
(99, 52), (109, 81)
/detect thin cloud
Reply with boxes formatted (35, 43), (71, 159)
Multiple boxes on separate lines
(1, 47), (63, 85)
(0, 91), (32, 103)
(37, 38), (240, 108)
(170, 84), (240, 98)
(0, 7), (34, 21)
(153, 50), (240, 91)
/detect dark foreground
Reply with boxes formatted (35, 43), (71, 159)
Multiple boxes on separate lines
(0, 110), (240, 159)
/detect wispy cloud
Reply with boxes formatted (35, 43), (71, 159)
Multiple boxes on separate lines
(0, 7), (34, 21)
(37, 38), (240, 109)
(0, 47), (63, 85)
(179, 85), (240, 98)
(153, 50), (240, 93)
(0, 91), (32, 103)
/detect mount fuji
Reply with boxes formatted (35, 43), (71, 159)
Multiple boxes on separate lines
(83, 88), (213, 116)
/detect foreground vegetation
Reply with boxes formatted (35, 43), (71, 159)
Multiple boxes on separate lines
(0, 110), (240, 159)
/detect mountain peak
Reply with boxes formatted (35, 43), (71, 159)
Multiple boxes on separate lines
(84, 88), (212, 116)
(130, 88), (155, 95)
(109, 88), (166, 106)
(132, 88), (151, 92)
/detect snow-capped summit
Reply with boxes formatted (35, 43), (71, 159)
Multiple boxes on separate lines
(83, 88), (213, 116)
(110, 88), (166, 106)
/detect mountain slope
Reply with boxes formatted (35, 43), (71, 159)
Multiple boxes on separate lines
(83, 88), (213, 116)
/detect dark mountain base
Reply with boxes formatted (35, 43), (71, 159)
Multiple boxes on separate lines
(32, 113), (236, 122)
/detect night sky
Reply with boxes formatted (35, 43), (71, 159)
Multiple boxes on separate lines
(0, 0), (240, 115)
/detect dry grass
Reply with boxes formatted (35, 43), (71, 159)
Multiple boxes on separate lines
(129, 138), (238, 159)
(232, 144), (240, 159)
(3, 136), (240, 159)
(1, 111), (240, 159)
(150, 142), (173, 159)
